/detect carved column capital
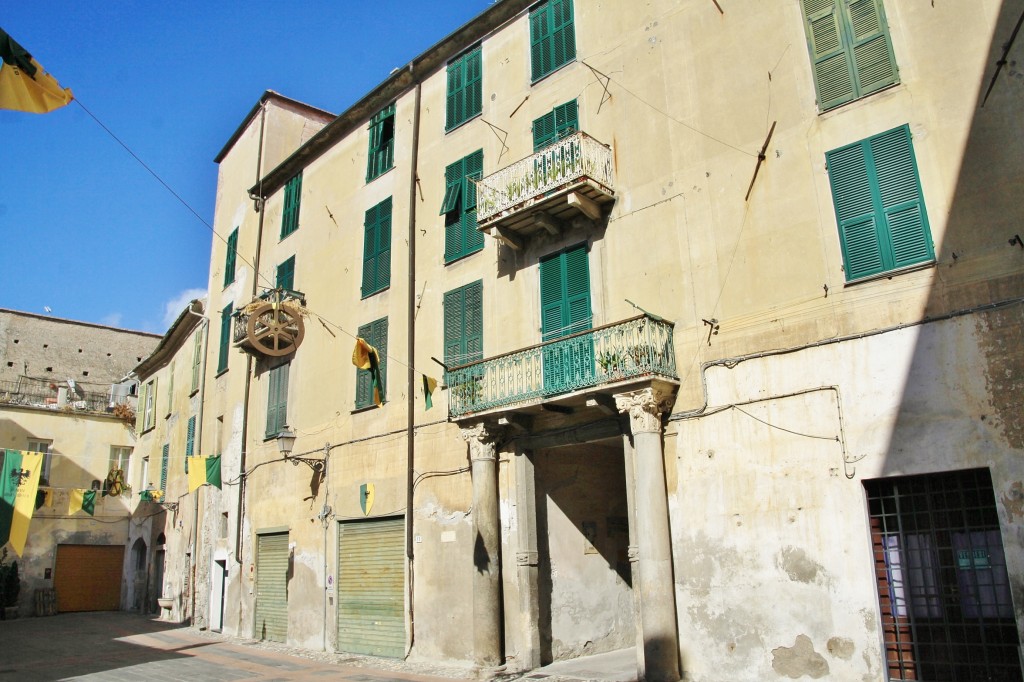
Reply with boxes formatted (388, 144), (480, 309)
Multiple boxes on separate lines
(614, 387), (671, 435)
(461, 423), (504, 462)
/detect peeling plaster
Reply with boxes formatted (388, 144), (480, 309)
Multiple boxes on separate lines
(1000, 481), (1024, 521)
(777, 546), (827, 585)
(771, 634), (829, 679)
(419, 500), (470, 525)
(826, 636), (855, 660)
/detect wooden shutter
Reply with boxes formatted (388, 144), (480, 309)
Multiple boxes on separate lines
(366, 104), (396, 182)
(827, 125), (931, 281)
(446, 55), (465, 131)
(870, 125), (932, 269)
(147, 378), (158, 431)
(464, 281), (483, 361)
(443, 287), (465, 365)
(530, 2), (553, 82)
(362, 198), (392, 297)
(255, 533), (289, 643)
(540, 244), (591, 341)
(224, 228), (238, 287)
(533, 110), (557, 152)
(355, 319), (387, 409)
(803, 0), (855, 110)
(186, 415), (196, 457)
(136, 381), (147, 432)
(218, 304), (232, 372)
(265, 363), (289, 437)
(465, 47), (482, 122)
(160, 443), (169, 492)
(336, 518), (405, 657)
(551, 0), (576, 72)
(540, 252), (566, 342)
(846, 0), (898, 98)
(554, 100), (578, 140)
(462, 150), (484, 255)
(191, 329), (202, 392)
(276, 256), (295, 291)
(281, 173), (302, 238)
(563, 243), (592, 334)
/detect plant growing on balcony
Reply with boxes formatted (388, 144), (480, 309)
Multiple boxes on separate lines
(452, 374), (484, 408)
(597, 350), (627, 378)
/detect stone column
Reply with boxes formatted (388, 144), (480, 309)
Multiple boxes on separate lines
(621, 425), (645, 681)
(463, 423), (504, 672)
(514, 448), (541, 671)
(615, 387), (680, 682)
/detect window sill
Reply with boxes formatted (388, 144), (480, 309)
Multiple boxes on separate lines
(361, 285), (391, 300)
(444, 247), (484, 266)
(189, 389), (199, 398)
(215, 368), (229, 378)
(351, 404), (381, 414)
(445, 112), (482, 135)
(279, 228), (298, 244)
(818, 81), (901, 117)
(843, 259), (935, 287)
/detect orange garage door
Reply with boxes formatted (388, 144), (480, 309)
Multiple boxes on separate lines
(54, 544), (125, 612)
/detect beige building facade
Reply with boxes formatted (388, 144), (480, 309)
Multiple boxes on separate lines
(182, 1), (1024, 681)
(0, 309), (159, 615)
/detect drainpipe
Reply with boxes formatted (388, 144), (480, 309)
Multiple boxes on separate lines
(186, 300), (209, 627)
(235, 99), (267, 573)
(405, 67), (422, 658)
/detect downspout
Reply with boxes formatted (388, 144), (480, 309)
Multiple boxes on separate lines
(186, 301), (209, 627)
(235, 99), (268, 575)
(405, 66), (422, 658)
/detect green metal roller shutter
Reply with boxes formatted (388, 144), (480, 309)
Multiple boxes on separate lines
(255, 533), (289, 643)
(337, 517), (405, 657)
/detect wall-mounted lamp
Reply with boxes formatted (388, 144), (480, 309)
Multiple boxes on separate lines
(276, 428), (297, 457)
(140, 488), (178, 512)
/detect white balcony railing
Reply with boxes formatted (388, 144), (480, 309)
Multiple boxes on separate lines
(475, 131), (614, 224)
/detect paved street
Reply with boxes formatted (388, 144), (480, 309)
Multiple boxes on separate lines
(0, 612), (474, 682)
(0, 612), (636, 682)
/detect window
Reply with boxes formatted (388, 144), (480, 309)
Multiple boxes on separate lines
(141, 456), (150, 491)
(277, 255), (295, 292)
(185, 415), (196, 457)
(27, 439), (52, 485)
(539, 244), (594, 392)
(826, 124), (933, 282)
(801, 0), (898, 112)
(217, 303), (233, 374)
(446, 45), (482, 131)
(361, 197), (393, 298)
(108, 446), (132, 473)
(160, 443), (169, 493)
(190, 327), (203, 394)
(281, 172), (302, 239)
(265, 364), (289, 438)
(223, 227), (239, 287)
(366, 103), (396, 182)
(866, 469), (1021, 680)
(443, 281), (483, 367)
(530, 0), (576, 82)
(139, 378), (158, 432)
(533, 99), (578, 151)
(443, 150), (484, 263)
(355, 318), (388, 409)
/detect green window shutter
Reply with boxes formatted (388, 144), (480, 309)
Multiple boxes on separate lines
(533, 109), (557, 152)
(136, 381), (147, 431)
(826, 124), (932, 281)
(553, 100), (578, 140)
(265, 364), (289, 437)
(446, 47), (481, 131)
(465, 47), (482, 122)
(802, 0), (896, 112)
(186, 415), (196, 457)
(361, 198), (392, 297)
(148, 377), (158, 431)
(191, 328), (202, 392)
(530, 3), (553, 82)
(166, 361), (175, 410)
(462, 150), (484, 256)
(224, 228), (239, 287)
(440, 183), (462, 215)
(846, 0), (898, 98)
(550, 0), (576, 73)
(443, 151), (484, 262)
(276, 256), (295, 292)
(355, 318), (388, 409)
(443, 281), (484, 366)
(446, 56), (465, 131)
(281, 173), (302, 238)
(540, 244), (591, 341)
(160, 443), (169, 493)
(444, 157), (466, 261)
(218, 303), (232, 373)
(366, 104), (396, 182)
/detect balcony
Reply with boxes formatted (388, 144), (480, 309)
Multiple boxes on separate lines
(0, 378), (134, 415)
(233, 289), (306, 358)
(475, 131), (615, 248)
(446, 314), (676, 419)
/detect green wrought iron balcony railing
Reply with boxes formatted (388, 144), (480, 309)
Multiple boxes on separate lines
(474, 131), (615, 247)
(446, 314), (676, 418)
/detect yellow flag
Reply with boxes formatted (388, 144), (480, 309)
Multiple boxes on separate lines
(0, 28), (73, 114)
(68, 488), (85, 515)
(8, 451), (43, 556)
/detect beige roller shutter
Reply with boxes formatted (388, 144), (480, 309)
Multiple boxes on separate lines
(54, 544), (124, 612)
(337, 517), (405, 657)
(255, 532), (289, 642)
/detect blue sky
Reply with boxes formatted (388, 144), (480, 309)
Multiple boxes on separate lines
(2, 2), (493, 333)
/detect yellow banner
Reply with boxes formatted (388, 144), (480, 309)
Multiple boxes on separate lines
(9, 452), (43, 556)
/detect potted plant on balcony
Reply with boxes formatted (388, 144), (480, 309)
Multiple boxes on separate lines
(0, 549), (20, 620)
(452, 374), (484, 409)
(597, 350), (627, 379)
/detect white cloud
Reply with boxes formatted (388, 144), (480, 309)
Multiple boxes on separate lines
(100, 312), (124, 327)
(161, 288), (207, 329)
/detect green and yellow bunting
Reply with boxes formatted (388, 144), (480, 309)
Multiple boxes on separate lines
(188, 455), (222, 493)
(68, 489), (96, 516)
(352, 337), (385, 406)
(422, 375), (438, 410)
(0, 27), (73, 113)
(0, 450), (44, 556)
